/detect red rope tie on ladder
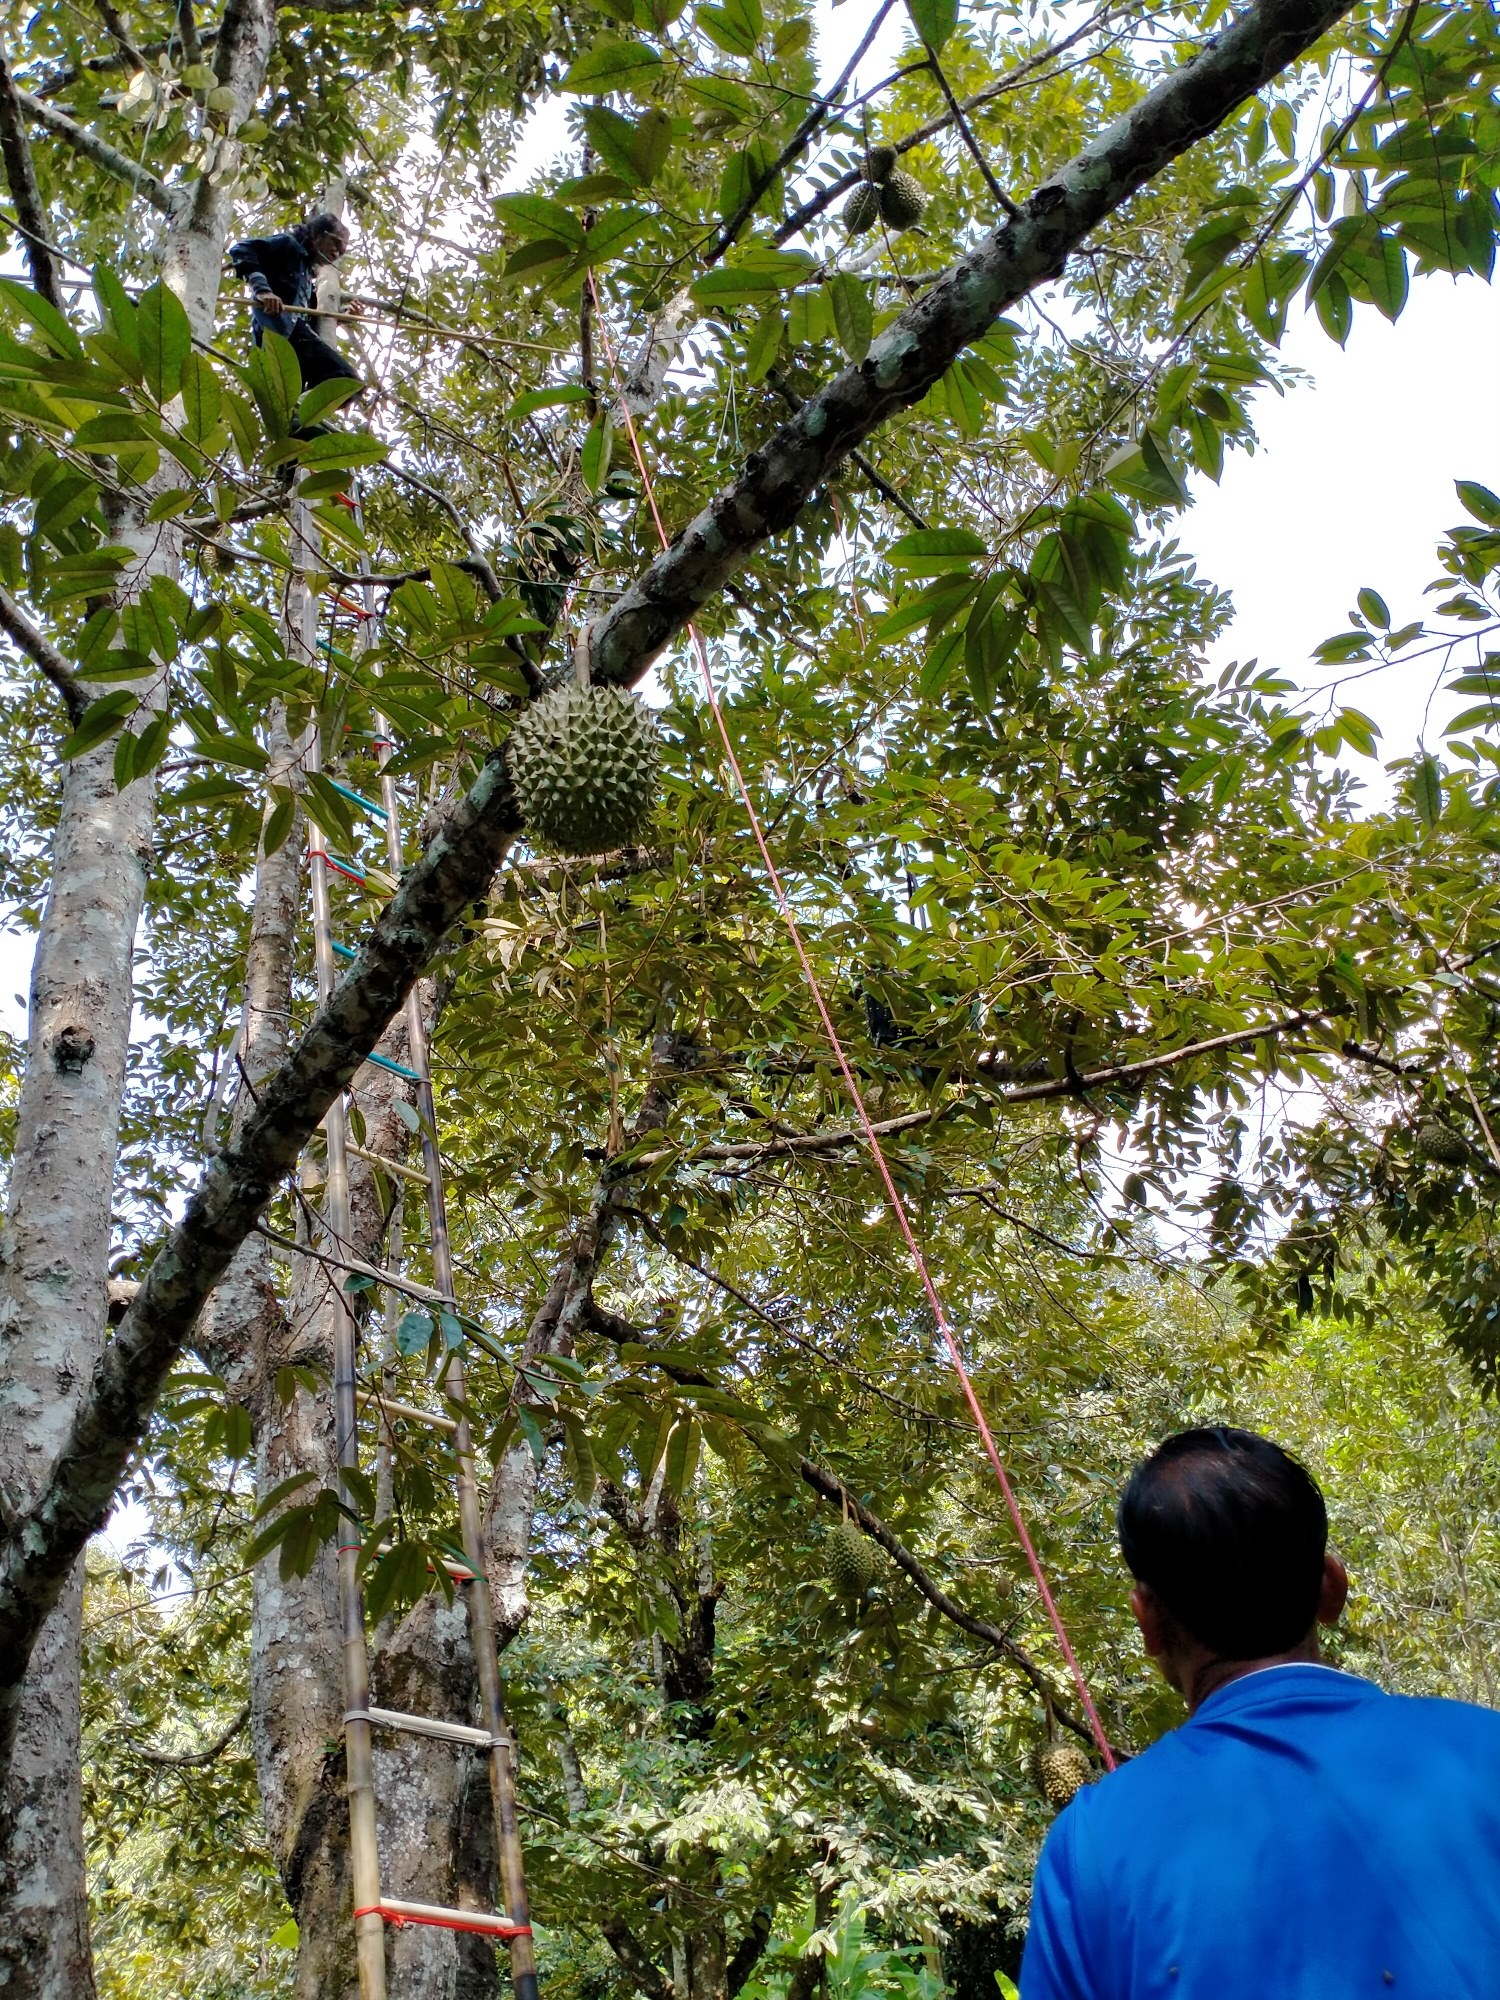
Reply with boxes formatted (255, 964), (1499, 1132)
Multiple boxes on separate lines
(354, 1906), (533, 1939)
(586, 275), (1115, 1768)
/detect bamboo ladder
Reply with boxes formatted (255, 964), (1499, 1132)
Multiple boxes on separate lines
(289, 488), (539, 2000)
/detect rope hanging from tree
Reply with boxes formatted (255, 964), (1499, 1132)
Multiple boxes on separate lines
(585, 271), (1116, 1769)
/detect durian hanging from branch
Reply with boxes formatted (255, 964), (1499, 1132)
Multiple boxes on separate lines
(845, 141), (930, 236)
(506, 674), (662, 856)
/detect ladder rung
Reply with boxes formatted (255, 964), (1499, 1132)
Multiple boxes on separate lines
(328, 777), (389, 821)
(364, 1051), (421, 1083)
(364, 1898), (528, 1939)
(354, 1704), (498, 1748)
(357, 1389), (458, 1434)
(331, 939), (357, 961)
(349, 1142), (428, 1183)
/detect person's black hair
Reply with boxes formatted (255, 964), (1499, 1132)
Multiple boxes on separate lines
(1117, 1427), (1328, 1659)
(294, 212), (348, 247)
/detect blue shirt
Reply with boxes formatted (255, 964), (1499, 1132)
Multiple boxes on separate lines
(1021, 1664), (1500, 2000)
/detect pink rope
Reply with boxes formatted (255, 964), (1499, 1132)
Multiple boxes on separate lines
(586, 278), (1115, 1767)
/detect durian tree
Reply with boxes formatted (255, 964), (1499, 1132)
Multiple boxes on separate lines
(0, 0), (1497, 1991)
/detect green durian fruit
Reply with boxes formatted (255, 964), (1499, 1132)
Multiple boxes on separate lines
(826, 1519), (879, 1598)
(879, 168), (929, 231)
(507, 684), (661, 855)
(864, 144), (897, 183)
(844, 182), (882, 236)
(1032, 1742), (1092, 1808)
(1416, 1121), (1470, 1165)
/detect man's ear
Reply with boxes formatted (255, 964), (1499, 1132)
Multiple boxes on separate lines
(1316, 1553), (1349, 1627)
(1130, 1582), (1170, 1658)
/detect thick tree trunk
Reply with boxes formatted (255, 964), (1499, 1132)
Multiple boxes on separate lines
(0, 516), (176, 2000)
(0, 0), (277, 1980)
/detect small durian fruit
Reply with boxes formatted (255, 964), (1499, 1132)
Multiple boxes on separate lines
(506, 683), (661, 856)
(209, 540), (237, 574)
(1416, 1120), (1470, 1166)
(879, 168), (929, 231)
(1031, 1741), (1093, 1809)
(826, 1518), (879, 1599)
(844, 181), (882, 236)
(864, 143), (897, 184)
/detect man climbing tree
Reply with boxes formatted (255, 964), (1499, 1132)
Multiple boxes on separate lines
(229, 209), (362, 395)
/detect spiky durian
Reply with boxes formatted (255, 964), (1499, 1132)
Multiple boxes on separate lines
(1416, 1121), (1470, 1166)
(1031, 1742), (1093, 1808)
(864, 144), (898, 183)
(879, 168), (929, 231)
(506, 684), (661, 855)
(826, 1519), (879, 1598)
(844, 182), (882, 235)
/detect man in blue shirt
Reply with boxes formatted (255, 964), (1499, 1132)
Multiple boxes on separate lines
(1021, 1427), (1500, 1998)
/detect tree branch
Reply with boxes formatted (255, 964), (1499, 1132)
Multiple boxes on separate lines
(128, 1699), (250, 1767)
(0, 40), (64, 314)
(175, 0), (202, 69)
(0, 583), (87, 721)
(0, 0), (1360, 1775)
(16, 87), (183, 217)
(793, 1456), (1100, 1748)
(602, 1918), (678, 2000)
(621, 1013), (1321, 1173)
(727, 1910), (774, 1997)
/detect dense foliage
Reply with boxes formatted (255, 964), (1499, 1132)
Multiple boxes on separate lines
(0, 0), (1497, 1989)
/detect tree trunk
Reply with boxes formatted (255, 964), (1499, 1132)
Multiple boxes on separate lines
(0, 1), (277, 1981)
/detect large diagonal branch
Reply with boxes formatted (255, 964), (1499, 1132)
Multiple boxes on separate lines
(17, 85), (184, 216)
(0, 0), (1361, 1765)
(0, 41), (63, 313)
(581, 0), (1356, 686)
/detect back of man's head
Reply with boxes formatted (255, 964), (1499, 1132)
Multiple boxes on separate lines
(1117, 1428), (1328, 1660)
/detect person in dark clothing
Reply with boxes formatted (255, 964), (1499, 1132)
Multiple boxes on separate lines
(228, 212), (362, 397)
(1021, 1428), (1500, 1999)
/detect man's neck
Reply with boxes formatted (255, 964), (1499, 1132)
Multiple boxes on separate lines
(1184, 1637), (1322, 1714)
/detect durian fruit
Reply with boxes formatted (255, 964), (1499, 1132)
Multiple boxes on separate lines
(507, 683), (661, 855)
(844, 182), (882, 236)
(879, 168), (929, 231)
(1416, 1120), (1469, 1166)
(1031, 1741), (1093, 1809)
(864, 144), (897, 183)
(826, 1518), (879, 1598)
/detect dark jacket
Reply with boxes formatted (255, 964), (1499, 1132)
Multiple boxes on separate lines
(228, 228), (319, 333)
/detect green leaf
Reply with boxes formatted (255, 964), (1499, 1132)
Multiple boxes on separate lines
(494, 194), (586, 248)
(690, 247), (814, 307)
(1413, 753), (1442, 829)
(887, 527), (987, 575)
(137, 280), (192, 404)
(828, 273), (872, 363)
(743, 307), (783, 384)
(699, 0), (762, 58)
(262, 788), (296, 857)
(58, 689), (136, 761)
(1313, 269), (1352, 345)
(1357, 587), (1390, 628)
(179, 351), (221, 445)
(272, 1920), (299, 1951)
(396, 1308), (435, 1356)
(906, 0), (958, 52)
(559, 36), (663, 97)
(244, 333), (300, 438)
(581, 414), (612, 493)
(1456, 480), (1500, 527)
(508, 384), (589, 422)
